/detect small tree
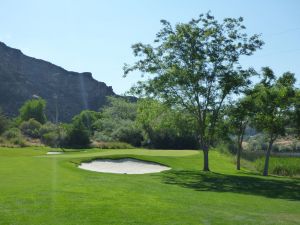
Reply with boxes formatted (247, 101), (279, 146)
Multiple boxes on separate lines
(19, 98), (47, 124)
(251, 68), (296, 176)
(124, 13), (263, 170)
(72, 110), (102, 134)
(66, 120), (90, 148)
(227, 95), (254, 170)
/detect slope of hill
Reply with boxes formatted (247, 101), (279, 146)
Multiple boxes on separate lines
(0, 41), (115, 121)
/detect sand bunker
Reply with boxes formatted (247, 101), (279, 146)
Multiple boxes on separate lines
(47, 151), (63, 155)
(78, 158), (170, 174)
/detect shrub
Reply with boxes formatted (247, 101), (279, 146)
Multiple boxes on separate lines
(39, 122), (57, 136)
(20, 119), (41, 138)
(42, 132), (59, 147)
(2, 128), (22, 140)
(19, 98), (47, 124)
(10, 137), (27, 147)
(1, 128), (26, 147)
(66, 121), (90, 148)
(93, 131), (114, 142)
(111, 123), (143, 147)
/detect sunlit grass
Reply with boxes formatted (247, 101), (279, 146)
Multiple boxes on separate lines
(0, 147), (299, 225)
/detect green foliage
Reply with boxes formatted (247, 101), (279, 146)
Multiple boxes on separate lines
(2, 127), (22, 140)
(90, 141), (134, 149)
(20, 118), (42, 138)
(19, 98), (47, 124)
(124, 13), (263, 170)
(250, 69), (297, 175)
(102, 96), (137, 121)
(255, 157), (300, 177)
(1, 128), (26, 147)
(137, 99), (198, 149)
(93, 97), (143, 147)
(0, 109), (10, 134)
(111, 121), (143, 147)
(251, 69), (296, 139)
(66, 120), (90, 148)
(93, 131), (114, 142)
(39, 122), (67, 147)
(72, 110), (102, 134)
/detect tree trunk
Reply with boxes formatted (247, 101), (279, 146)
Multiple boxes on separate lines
(236, 144), (241, 170)
(202, 146), (210, 171)
(263, 139), (274, 176)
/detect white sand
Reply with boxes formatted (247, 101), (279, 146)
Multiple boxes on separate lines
(78, 158), (170, 174)
(47, 151), (63, 155)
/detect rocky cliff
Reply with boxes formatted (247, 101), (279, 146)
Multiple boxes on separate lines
(0, 41), (115, 122)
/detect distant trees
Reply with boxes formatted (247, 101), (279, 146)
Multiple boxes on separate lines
(124, 13), (263, 171)
(137, 99), (198, 149)
(19, 98), (47, 124)
(93, 97), (143, 146)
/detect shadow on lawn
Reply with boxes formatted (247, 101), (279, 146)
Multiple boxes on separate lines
(161, 170), (300, 201)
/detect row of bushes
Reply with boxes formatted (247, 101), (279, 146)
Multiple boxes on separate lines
(0, 93), (205, 149)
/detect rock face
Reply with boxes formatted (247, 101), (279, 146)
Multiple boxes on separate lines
(0, 41), (115, 122)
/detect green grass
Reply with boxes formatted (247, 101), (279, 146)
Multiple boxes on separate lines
(256, 157), (300, 177)
(0, 147), (299, 225)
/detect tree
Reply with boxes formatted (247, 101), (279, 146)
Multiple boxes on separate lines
(66, 120), (90, 148)
(251, 68), (296, 176)
(227, 96), (254, 170)
(124, 13), (263, 171)
(72, 110), (102, 134)
(19, 98), (47, 124)
(292, 89), (300, 137)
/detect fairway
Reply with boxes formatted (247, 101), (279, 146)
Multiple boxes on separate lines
(0, 148), (299, 225)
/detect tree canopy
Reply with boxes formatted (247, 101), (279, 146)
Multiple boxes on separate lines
(124, 13), (264, 170)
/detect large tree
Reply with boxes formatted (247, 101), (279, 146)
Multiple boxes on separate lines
(124, 13), (263, 171)
(251, 67), (296, 176)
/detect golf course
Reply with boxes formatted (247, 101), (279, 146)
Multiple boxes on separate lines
(0, 147), (299, 225)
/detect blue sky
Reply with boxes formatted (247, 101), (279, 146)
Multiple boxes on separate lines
(0, 0), (299, 94)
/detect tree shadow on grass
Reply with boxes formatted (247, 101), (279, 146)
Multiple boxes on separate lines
(161, 170), (300, 201)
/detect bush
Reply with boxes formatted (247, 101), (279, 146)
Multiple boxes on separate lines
(1, 128), (26, 147)
(39, 122), (67, 147)
(93, 131), (114, 142)
(111, 123), (143, 147)
(39, 122), (57, 136)
(20, 119), (41, 138)
(2, 128), (22, 140)
(19, 98), (47, 124)
(66, 121), (90, 148)
(42, 132), (60, 147)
